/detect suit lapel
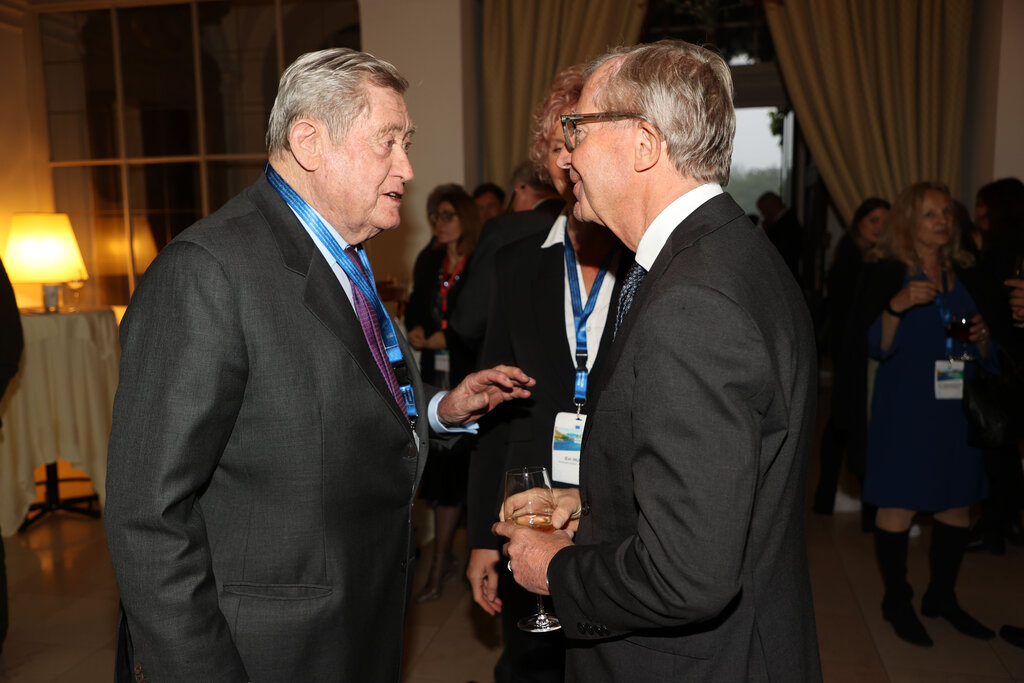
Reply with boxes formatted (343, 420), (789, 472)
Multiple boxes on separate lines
(249, 175), (412, 433)
(533, 246), (574, 396)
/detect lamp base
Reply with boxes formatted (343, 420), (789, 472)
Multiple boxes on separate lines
(42, 284), (61, 313)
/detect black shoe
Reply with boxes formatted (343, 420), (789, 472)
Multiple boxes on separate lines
(921, 595), (996, 640)
(883, 600), (933, 647)
(1000, 624), (1024, 648)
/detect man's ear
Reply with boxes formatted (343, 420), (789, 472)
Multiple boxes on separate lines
(289, 119), (322, 172)
(634, 121), (662, 173)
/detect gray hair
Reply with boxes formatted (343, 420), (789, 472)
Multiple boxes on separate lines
(266, 48), (408, 155)
(585, 40), (735, 185)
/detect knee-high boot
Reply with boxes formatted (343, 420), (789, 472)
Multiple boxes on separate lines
(875, 527), (932, 646)
(921, 520), (995, 639)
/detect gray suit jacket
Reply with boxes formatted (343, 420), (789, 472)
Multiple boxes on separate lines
(547, 194), (822, 682)
(105, 174), (433, 682)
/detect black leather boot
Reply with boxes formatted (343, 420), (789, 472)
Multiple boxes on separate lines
(875, 528), (932, 646)
(921, 520), (995, 640)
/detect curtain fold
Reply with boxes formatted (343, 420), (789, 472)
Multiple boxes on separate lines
(764, 0), (972, 222)
(481, 0), (647, 187)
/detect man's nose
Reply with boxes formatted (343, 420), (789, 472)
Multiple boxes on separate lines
(557, 145), (572, 170)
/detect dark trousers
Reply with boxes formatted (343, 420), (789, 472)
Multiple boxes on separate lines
(494, 561), (566, 683)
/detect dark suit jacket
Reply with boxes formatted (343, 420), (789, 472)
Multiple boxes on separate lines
(448, 201), (566, 352)
(547, 194), (822, 682)
(466, 229), (628, 551)
(105, 174), (435, 682)
(0, 257), (22, 399)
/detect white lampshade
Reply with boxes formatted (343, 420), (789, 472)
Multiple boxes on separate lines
(3, 213), (89, 284)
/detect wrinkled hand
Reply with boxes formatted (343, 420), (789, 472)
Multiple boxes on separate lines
(407, 326), (427, 349)
(467, 548), (503, 615)
(889, 279), (939, 315)
(493, 521), (573, 596)
(1007, 279), (1024, 323)
(436, 365), (535, 426)
(499, 487), (582, 535)
(424, 331), (447, 351)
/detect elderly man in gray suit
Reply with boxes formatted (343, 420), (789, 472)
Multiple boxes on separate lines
(496, 40), (822, 682)
(105, 48), (533, 683)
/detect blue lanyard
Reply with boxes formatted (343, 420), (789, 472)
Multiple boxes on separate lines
(265, 164), (417, 419)
(929, 268), (955, 359)
(563, 234), (613, 407)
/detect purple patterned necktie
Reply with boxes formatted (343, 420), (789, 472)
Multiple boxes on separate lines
(345, 247), (408, 418)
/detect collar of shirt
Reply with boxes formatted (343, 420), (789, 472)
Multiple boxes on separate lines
(634, 183), (723, 270)
(287, 203), (356, 307)
(539, 214), (569, 249)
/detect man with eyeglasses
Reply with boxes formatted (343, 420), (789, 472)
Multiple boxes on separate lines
(496, 40), (822, 682)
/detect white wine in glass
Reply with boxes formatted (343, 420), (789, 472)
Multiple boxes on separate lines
(503, 466), (561, 632)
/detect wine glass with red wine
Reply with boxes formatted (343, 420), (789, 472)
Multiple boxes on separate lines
(945, 311), (975, 361)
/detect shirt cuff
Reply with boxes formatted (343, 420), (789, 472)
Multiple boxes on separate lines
(428, 391), (479, 434)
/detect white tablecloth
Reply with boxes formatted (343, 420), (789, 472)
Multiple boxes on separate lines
(0, 309), (119, 536)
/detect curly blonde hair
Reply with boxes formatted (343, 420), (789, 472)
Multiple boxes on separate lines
(528, 67), (584, 185)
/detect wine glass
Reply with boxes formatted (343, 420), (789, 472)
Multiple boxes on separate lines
(945, 310), (975, 361)
(66, 279), (85, 311)
(503, 466), (561, 632)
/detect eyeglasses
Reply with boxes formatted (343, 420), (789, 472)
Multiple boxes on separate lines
(435, 211), (457, 223)
(560, 112), (649, 152)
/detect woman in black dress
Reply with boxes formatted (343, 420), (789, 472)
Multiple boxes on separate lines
(813, 197), (889, 518)
(405, 185), (481, 601)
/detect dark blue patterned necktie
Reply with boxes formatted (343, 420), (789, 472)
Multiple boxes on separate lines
(614, 262), (647, 339)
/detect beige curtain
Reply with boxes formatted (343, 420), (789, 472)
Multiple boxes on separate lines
(481, 0), (647, 187)
(764, 0), (972, 222)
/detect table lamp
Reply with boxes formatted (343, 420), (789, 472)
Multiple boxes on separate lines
(2, 212), (89, 312)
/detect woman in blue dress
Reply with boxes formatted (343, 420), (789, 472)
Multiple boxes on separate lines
(854, 182), (1000, 648)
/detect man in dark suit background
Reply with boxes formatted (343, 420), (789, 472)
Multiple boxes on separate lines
(104, 48), (533, 682)
(496, 40), (821, 681)
(757, 190), (803, 281)
(0, 257), (24, 658)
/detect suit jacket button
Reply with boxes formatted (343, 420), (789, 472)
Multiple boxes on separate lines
(580, 504), (591, 516)
(400, 560), (408, 572)
(403, 443), (417, 460)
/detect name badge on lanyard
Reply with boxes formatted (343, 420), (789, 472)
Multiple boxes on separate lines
(552, 412), (585, 485)
(550, 233), (613, 485)
(935, 360), (964, 399)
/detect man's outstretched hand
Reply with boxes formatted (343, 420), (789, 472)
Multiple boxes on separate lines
(437, 365), (535, 426)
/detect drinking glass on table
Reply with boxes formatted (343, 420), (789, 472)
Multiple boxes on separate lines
(503, 466), (561, 632)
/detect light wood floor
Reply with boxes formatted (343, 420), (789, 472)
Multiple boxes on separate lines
(2, 397), (1023, 682)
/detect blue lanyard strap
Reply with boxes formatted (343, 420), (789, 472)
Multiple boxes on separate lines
(563, 235), (613, 406)
(265, 164), (417, 419)
(930, 268), (954, 359)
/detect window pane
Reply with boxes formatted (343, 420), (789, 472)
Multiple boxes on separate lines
(40, 11), (118, 161)
(199, 0), (277, 155)
(207, 160), (265, 211)
(118, 5), (198, 157)
(281, 0), (360, 66)
(128, 163), (202, 249)
(53, 165), (129, 306)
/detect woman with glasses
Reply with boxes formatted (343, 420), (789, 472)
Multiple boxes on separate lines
(465, 67), (629, 683)
(406, 185), (481, 601)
